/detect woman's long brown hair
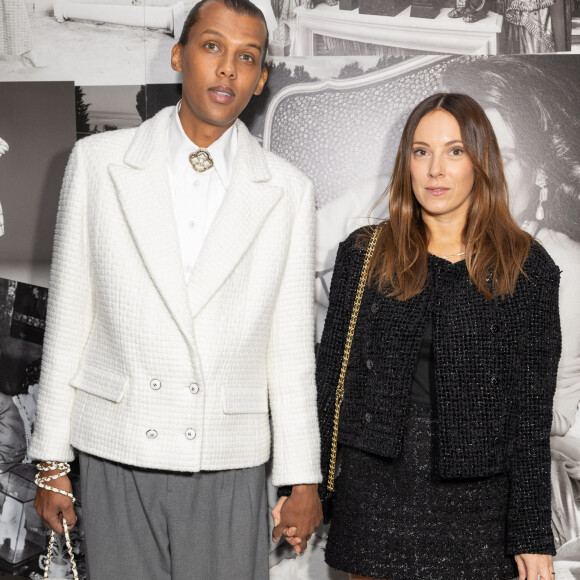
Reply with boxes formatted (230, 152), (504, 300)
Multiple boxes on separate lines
(360, 93), (532, 301)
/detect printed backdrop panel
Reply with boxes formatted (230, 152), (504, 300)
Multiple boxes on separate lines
(0, 81), (75, 287)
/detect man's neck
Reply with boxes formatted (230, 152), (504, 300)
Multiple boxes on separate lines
(178, 108), (235, 148)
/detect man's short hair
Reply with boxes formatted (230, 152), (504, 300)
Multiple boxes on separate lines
(178, 0), (269, 66)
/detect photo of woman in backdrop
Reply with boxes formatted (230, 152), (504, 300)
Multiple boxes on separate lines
(317, 93), (562, 580)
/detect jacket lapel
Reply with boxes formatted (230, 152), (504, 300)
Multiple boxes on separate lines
(187, 121), (282, 318)
(108, 107), (195, 345)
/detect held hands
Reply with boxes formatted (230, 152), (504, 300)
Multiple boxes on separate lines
(514, 554), (555, 579)
(271, 484), (322, 554)
(34, 463), (77, 535)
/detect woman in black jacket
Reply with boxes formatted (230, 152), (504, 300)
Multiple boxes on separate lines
(317, 93), (561, 580)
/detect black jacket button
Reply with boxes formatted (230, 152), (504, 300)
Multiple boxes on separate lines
(371, 302), (379, 314)
(364, 412), (372, 423)
(366, 359), (373, 370)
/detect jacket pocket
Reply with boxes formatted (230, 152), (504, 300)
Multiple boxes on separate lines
(222, 388), (268, 414)
(70, 364), (129, 403)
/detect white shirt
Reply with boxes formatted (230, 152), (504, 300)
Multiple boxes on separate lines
(167, 103), (237, 280)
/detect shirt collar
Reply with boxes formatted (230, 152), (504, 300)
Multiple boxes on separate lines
(168, 101), (237, 188)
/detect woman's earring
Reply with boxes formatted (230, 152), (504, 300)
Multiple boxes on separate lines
(535, 172), (548, 221)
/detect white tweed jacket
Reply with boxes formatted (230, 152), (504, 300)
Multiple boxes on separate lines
(29, 107), (322, 487)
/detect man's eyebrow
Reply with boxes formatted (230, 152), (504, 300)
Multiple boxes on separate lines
(200, 29), (262, 52)
(201, 29), (225, 38)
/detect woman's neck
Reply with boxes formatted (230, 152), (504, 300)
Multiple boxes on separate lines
(423, 213), (466, 262)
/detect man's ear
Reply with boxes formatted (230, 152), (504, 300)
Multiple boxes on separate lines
(253, 67), (268, 96)
(171, 44), (184, 72)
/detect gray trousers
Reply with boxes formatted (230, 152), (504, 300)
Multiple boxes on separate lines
(79, 453), (269, 580)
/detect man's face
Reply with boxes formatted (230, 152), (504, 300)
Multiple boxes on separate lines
(171, 1), (268, 146)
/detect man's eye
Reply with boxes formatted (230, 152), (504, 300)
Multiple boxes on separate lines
(240, 54), (255, 62)
(205, 42), (219, 51)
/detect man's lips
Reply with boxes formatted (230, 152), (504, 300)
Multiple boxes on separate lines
(209, 86), (235, 103)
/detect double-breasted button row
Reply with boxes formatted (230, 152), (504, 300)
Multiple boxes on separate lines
(149, 379), (200, 394)
(145, 428), (197, 440)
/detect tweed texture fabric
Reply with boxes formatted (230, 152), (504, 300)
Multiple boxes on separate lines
(325, 403), (519, 579)
(0, 0), (32, 55)
(30, 107), (321, 488)
(318, 226), (561, 555)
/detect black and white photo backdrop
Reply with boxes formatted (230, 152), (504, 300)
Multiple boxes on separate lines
(0, 81), (75, 287)
(0, 2), (579, 577)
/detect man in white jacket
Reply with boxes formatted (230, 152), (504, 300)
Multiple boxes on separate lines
(30, 1), (322, 577)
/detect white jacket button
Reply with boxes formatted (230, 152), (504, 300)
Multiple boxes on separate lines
(150, 379), (161, 390)
(189, 383), (199, 394)
(185, 428), (196, 440)
(146, 429), (158, 439)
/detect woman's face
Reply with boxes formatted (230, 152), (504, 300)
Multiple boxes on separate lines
(410, 110), (475, 224)
(484, 108), (532, 222)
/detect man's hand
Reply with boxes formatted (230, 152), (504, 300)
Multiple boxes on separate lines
(34, 466), (77, 534)
(271, 484), (322, 553)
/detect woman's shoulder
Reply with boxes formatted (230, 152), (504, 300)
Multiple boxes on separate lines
(333, 225), (380, 277)
(536, 228), (580, 275)
(339, 224), (382, 252)
(522, 240), (561, 285)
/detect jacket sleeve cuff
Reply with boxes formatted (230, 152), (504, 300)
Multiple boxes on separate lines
(505, 538), (556, 556)
(277, 485), (292, 498)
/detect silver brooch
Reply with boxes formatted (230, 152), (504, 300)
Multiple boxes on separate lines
(189, 149), (214, 172)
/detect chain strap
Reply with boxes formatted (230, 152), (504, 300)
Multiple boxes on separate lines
(35, 462), (76, 503)
(326, 225), (383, 494)
(43, 518), (79, 580)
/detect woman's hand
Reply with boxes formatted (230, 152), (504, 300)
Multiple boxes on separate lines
(271, 485), (322, 554)
(514, 553), (555, 579)
(271, 496), (302, 552)
(33, 467), (77, 534)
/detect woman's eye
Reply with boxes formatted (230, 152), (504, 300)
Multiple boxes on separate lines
(413, 149), (428, 157)
(450, 148), (464, 156)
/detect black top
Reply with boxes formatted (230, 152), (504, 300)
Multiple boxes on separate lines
(317, 226), (561, 556)
(409, 319), (433, 407)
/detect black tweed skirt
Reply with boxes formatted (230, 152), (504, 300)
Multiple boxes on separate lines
(325, 402), (518, 579)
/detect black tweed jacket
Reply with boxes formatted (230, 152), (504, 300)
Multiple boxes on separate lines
(318, 226), (561, 556)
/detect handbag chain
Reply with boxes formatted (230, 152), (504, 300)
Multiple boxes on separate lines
(43, 518), (79, 580)
(326, 224), (383, 494)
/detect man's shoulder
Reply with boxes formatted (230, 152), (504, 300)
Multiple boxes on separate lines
(236, 120), (311, 191)
(261, 147), (310, 188)
(75, 107), (173, 160)
(75, 125), (138, 160)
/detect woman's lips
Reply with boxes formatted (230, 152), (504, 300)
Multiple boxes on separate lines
(209, 86), (235, 104)
(426, 187), (450, 196)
